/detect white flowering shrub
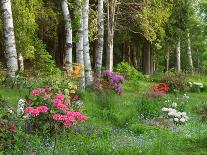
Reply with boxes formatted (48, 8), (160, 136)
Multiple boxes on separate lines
(17, 99), (25, 116)
(188, 82), (204, 92)
(161, 101), (189, 125)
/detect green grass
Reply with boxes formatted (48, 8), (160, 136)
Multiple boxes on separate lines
(1, 78), (207, 154)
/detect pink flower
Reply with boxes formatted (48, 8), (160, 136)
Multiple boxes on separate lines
(36, 106), (49, 113)
(52, 114), (67, 121)
(56, 94), (64, 101)
(31, 88), (46, 96)
(32, 90), (39, 96)
(54, 98), (62, 105)
(67, 116), (77, 125)
(67, 111), (87, 122)
(54, 102), (68, 111)
(64, 120), (71, 128)
(44, 94), (51, 100)
(8, 125), (16, 132)
(25, 107), (34, 113)
(64, 99), (71, 105)
(54, 99), (68, 111)
(72, 95), (79, 100)
(31, 109), (40, 117)
(0, 122), (6, 127)
(45, 88), (50, 93)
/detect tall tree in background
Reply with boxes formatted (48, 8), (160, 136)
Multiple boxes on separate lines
(187, 32), (194, 72)
(61, 0), (73, 69)
(95, 0), (104, 77)
(1, 0), (18, 81)
(176, 39), (181, 72)
(106, 0), (117, 71)
(76, 0), (85, 89)
(83, 0), (93, 86)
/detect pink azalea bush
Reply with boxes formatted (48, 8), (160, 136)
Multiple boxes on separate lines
(24, 87), (87, 132)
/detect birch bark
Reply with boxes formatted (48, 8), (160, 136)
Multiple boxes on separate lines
(176, 39), (181, 72)
(61, 0), (73, 69)
(1, 0), (18, 80)
(83, 0), (93, 86)
(76, 0), (85, 89)
(95, 0), (104, 77)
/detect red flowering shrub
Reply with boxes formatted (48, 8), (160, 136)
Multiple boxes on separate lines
(24, 87), (87, 134)
(152, 83), (169, 94)
(0, 96), (17, 150)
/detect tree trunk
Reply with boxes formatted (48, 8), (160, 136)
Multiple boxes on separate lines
(127, 44), (131, 64)
(61, 0), (72, 70)
(18, 53), (24, 71)
(123, 42), (126, 62)
(1, 0), (18, 81)
(95, 0), (104, 77)
(76, 0), (85, 89)
(143, 42), (151, 75)
(164, 48), (169, 72)
(106, 0), (117, 71)
(133, 45), (138, 68)
(176, 39), (181, 72)
(83, 0), (93, 86)
(187, 32), (193, 72)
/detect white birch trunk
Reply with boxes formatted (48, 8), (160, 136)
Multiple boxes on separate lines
(106, 0), (117, 71)
(187, 32), (194, 72)
(83, 0), (93, 86)
(176, 39), (181, 72)
(95, 0), (104, 77)
(61, 0), (72, 69)
(18, 53), (24, 71)
(1, 0), (18, 80)
(76, 0), (85, 89)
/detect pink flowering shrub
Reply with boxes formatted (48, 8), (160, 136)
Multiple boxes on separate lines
(24, 87), (87, 133)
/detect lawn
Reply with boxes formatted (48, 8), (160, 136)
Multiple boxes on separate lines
(1, 76), (207, 155)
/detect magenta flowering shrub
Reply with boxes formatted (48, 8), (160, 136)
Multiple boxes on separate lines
(24, 87), (87, 133)
(103, 71), (125, 95)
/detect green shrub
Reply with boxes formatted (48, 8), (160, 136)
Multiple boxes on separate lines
(137, 98), (165, 119)
(160, 72), (187, 92)
(196, 102), (207, 121)
(115, 62), (145, 81)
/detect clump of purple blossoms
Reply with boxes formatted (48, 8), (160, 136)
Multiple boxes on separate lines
(103, 70), (125, 95)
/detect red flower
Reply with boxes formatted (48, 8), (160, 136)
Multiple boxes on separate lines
(0, 122), (6, 127)
(26, 97), (33, 104)
(8, 125), (16, 132)
(72, 95), (79, 100)
(152, 83), (169, 94)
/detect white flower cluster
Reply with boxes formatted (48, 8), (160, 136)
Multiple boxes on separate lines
(162, 107), (189, 124)
(188, 82), (204, 88)
(17, 99), (25, 115)
(183, 94), (190, 100)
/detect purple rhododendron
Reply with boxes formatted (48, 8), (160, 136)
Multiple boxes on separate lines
(103, 71), (125, 95)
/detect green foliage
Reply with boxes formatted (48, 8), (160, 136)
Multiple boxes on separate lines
(196, 101), (207, 121)
(137, 98), (165, 119)
(160, 72), (187, 92)
(115, 62), (145, 81)
(34, 39), (60, 75)
(0, 96), (17, 151)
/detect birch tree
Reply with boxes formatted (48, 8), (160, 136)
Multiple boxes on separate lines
(83, 0), (93, 86)
(1, 0), (18, 81)
(76, 0), (85, 89)
(95, 0), (104, 77)
(106, 0), (117, 71)
(187, 32), (194, 72)
(61, 0), (72, 70)
(176, 39), (181, 72)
